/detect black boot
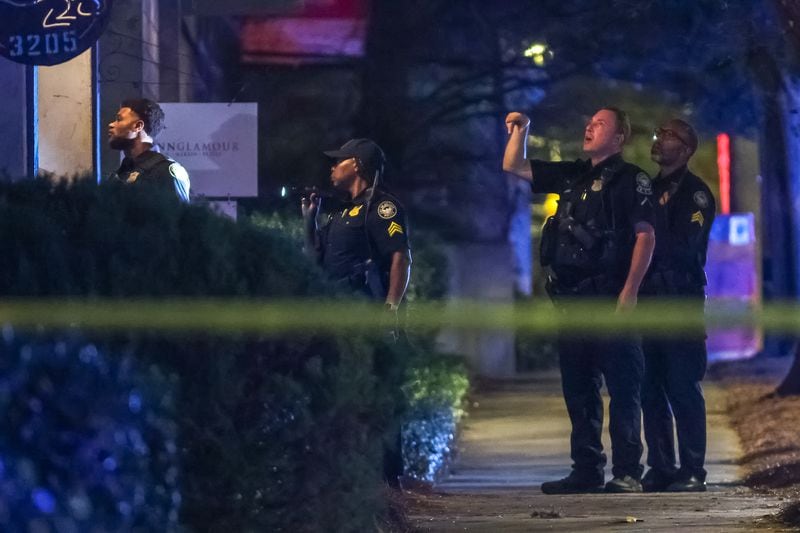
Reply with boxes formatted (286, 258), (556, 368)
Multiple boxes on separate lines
(641, 468), (677, 492)
(665, 474), (706, 492)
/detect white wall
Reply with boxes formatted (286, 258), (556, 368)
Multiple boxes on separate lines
(37, 49), (94, 177)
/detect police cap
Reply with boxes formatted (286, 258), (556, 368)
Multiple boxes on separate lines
(324, 138), (386, 177)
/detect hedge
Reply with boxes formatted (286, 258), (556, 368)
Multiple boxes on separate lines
(0, 179), (468, 532)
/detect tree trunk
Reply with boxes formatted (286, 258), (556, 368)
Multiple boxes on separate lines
(748, 46), (798, 362)
(749, 9), (800, 389)
(766, 0), (800, 396)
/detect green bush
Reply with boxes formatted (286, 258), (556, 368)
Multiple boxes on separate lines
(401, 345), (470, 482)
(0, 179), (406, 532)
(0, 178), (471, 530)
(247, 209), (306, 245)
(0, 328), (179, 531)
(0, 179), (328, 298)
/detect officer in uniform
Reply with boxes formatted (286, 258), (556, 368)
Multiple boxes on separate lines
(107, 98), (190, 202)
(640, 119), (715, 492)
(301, 138), (412, 487)
(504, 108), (656, 494)
(301, 138), (412, 311)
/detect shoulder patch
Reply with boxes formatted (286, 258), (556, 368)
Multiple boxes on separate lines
(693, 190), (709, 209)
(635, 172), (652, 196)
(377, 200), (398, 219)
(169, 162), (189, 183)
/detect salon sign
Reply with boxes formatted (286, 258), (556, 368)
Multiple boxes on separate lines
(157, 103), (259, 198)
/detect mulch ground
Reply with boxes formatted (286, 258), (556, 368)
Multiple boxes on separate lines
(709, 354), (800, 527)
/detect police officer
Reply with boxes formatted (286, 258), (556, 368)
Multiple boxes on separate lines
(640, 119), (715, 492)
(301, 138), (412, 487)
(301, 138), (411, 311)
(107, 98), (190, 202)
(504, 108), (656, 494)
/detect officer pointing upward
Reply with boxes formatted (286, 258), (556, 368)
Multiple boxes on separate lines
(503, 108), (656, 493)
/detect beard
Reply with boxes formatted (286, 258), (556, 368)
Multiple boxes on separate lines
(108, 136), (135, 151)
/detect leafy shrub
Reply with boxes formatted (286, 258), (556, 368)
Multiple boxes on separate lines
(401, 349), (470, 482)
(0, 178), (469, 530)
(0, 327), (179, 531)
(0, 180), (394, 531)
(247, 209), (306, 245)
(0, 179), (328, 298)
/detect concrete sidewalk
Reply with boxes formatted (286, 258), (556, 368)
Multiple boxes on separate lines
(407, 371), (789, 532)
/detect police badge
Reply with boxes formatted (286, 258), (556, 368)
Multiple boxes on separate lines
(693, 191), (709, 209)
(377, 201), (397, 219)
(635, 172), (652, 195)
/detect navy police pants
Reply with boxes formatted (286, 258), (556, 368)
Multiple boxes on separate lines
(641, 328), (707, 480)
(557, 330), (645, 482)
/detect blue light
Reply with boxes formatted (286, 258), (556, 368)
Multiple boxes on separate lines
(103, 457), (117, 471)
(32, 487), (57, 514)
(79, 344), (98, 363)
(128, 391), (142, 413)
(729, 214), (752, 245)
(1, 324), (13, 344)
(118, 501), (132, 516)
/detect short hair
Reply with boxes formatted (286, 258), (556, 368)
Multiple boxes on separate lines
(121, 98), (166, 138)
(601, 106), (631, 144)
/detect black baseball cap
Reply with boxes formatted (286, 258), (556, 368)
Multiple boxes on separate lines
(323, 138), (385, 175)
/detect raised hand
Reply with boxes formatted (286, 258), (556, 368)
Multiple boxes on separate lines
(300, 192), (321, 220)
(505, 112), (531, 135)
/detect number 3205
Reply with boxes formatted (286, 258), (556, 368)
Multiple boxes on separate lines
(9, 30), (78, 57)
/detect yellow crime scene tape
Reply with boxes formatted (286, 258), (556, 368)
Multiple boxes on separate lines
(0, 298), (796, 336)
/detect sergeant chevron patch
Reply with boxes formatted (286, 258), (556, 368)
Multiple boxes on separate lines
(691, 210), (705, 227)
(387, 221), (404, 237)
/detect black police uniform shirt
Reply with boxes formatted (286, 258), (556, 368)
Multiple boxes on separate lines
(112, 149), (191, 203)
(646, 165), (716, 292)
(530, 153), (655, 286)
(321, 188), (410, 284)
